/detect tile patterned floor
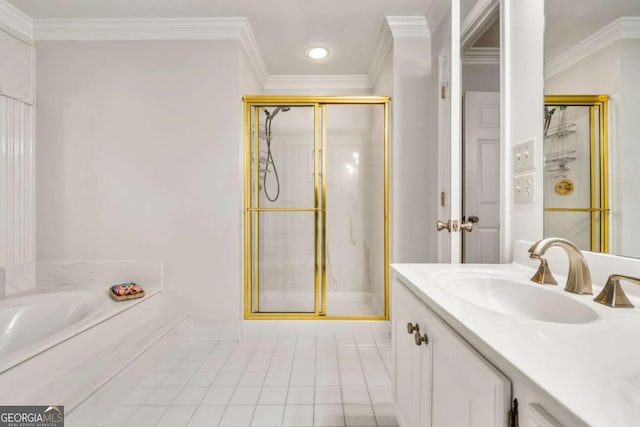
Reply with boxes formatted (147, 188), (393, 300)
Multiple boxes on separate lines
(101, 334), (398, 427)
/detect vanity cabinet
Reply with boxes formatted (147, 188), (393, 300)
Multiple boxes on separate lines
(392, 278), (511, 426)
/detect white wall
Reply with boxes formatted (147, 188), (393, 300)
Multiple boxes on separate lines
(391, 27), (436, 263)
(502, 0), (545, 260)
(462, 64), (499, 92)
(36, 40), (252, 329)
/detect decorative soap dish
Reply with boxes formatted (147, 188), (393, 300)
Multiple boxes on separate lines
(109, 283), (145, 301)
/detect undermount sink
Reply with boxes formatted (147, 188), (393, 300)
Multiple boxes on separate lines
(432, 271), (599, 324)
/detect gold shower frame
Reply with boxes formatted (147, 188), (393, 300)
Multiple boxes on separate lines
(544, 95), (609, 253)
(242, 96), (390, 320)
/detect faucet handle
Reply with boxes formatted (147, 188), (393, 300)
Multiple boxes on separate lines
(529, 255), (558, 286)
(593, 274), (640, 308)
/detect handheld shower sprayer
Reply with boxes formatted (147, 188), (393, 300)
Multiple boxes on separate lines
(262, 106), (291, 202)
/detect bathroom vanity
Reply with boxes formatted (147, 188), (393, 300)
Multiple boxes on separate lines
(391, 241), (640, 427)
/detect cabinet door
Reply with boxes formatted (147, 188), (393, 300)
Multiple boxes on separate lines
(430, 316), (511, 427)
(392, 280), (433, 427)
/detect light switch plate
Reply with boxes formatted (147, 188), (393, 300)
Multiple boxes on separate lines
(514, 139), (535, 172)
(514, 173), (535, 203)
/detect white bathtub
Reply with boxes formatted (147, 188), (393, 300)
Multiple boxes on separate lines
(0, 287), (160, 374)
(0, 286), (180, 409)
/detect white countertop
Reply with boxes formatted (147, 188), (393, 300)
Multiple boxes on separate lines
(392, 246), (640, 427)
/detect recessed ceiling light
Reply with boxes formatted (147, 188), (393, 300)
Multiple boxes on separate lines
(306, 46), (329, 60)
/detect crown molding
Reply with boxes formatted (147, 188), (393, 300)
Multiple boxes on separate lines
(546, 17), (640, 78)
(386, 16), (429, 38)
(462, 47), (499, 65)
(368, 22), (392, 85)
(0, 0), (33, 43)
(461, 0), (498, 51)
(34, 17), (247, 40)
(32, 17), (269, 86)
(264, 75), (372, 93)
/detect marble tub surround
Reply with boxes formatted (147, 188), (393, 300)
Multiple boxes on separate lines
(3, 261), (36, 296)
(392, 242), (640, 427)
(36, 259), (163, 290)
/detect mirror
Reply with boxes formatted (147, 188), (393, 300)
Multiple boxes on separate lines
(544, 0), (640, 258)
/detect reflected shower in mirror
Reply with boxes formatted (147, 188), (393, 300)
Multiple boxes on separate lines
(544, 0), (640, 258)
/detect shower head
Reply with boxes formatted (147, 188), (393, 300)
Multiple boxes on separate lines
(266, 106), (291, 120)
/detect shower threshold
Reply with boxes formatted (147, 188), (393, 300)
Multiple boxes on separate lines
(258, 290), (384, 317)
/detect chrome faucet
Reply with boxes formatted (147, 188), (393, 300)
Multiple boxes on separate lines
(528, 238), (592, 295)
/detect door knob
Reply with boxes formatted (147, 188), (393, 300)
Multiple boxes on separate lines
(437, 219), (459, 232)
(460, 215), (480, 232)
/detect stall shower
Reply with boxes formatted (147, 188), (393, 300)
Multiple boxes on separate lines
(243, 96), (389, 319)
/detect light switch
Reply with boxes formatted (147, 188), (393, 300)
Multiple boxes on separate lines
(514, 139), (535, 172)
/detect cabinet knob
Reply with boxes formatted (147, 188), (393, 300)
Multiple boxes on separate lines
(414, 331), (429, 346)
(407, 322), (420, 334)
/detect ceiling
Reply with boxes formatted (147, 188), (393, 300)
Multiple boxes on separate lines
(545, 0), (640, 61)
(7, 0), (432, 75)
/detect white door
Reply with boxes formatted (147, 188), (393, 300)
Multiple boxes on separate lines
(463, 91), (500, 263)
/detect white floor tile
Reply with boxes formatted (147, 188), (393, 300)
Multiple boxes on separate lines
(360, 357), (386, 372)
(201, 387), (235, 405)
(364, 371), (390, 387)
(282, 405), (314, 427)
(338, 358), (361, 372)
(314, 404), (345, 427)
(292, 358), (315, 372)
(175, 359), (203, 374)
(316, 359), (339, 373)
(239, 371), (266, 387)
(373, 404), (399, 426)
(156, 405), (197, 427)
(290, 372), (315, 386)
(100, 406), (138, 426)
(337, 348), (358, 359)
(125, 406), (168, 427)
(336, 336), (356, 347)
(198, 359), (225, 373)
(250, 405), (285, 426)
(268, 359), (293, 373)
(222, 358), (249, 373)
(315, 372), (340, 386)
(162, 372), (193, 388)
(258, 387), (288, 405)
(123, 387), (155, 406)
(264, 372), (290, 387)
(314, 386), (342, 404)
(286, 386), (314, 404)
(186, 405), (226, 427)
(213, 372), (242, 387)
(157, 359), (182, 372)
(144, 387), (181, 405)
(187, 372), (218, 388)
(245, 358), (271, 373)
(341, 386), (370, 404)
(368, 386), (392, 404)
(230, 387), (262, 405)
(340, 372), (366, 387)
(140, 372), (169, 387)
(173, 387), (208, 406)
(344, 404), (376, 427)
(219, 405), (255, 426)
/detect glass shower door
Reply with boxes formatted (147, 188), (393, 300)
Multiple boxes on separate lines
(247, 104), (320, 314)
